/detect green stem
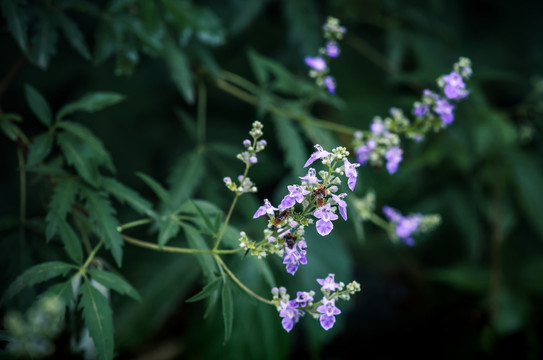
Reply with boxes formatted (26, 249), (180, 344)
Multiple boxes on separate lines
(81, 240), (103, 272)
(122, 234), (243, 254)
(369, 213), (392, 232)
(216, 76), (359, 136)
(214, 254), (274, 305)
(118, 218), (153, 231)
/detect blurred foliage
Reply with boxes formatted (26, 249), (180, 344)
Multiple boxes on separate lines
(1, 0), (543, 359)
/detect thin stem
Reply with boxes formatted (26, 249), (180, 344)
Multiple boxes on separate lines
(197, 80), (207, 145)
(122, 234), (243, 254)
(212, 193), (240, 250)
(117, 218), (153, 231)
(81, 240), (103, 272)
(216, 77), (359, 136)
(369, 213), (392, 232)
(214, 254), (274, 306)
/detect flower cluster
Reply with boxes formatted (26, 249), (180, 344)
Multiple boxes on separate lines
(223, 121), (267, 195)
(250, 144), (359, 275)
(272, 274), (361, 332)
(382, 205), (441, 246)
(353, 57), (472, 174)
(304, 17), (346, 94)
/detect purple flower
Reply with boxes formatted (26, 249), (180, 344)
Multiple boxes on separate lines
(356, 140), (376, 165)
(442, 71), (468, 100)
(279, 300), (304, 332)
(385, 146), (403, 174)
(413, 103), (429, 117)
(295, 291), (314, 307)
(434, 98), (455, 125)
(313, 203), (338, 236)
(304, 144), (331, 167)
(317, 297), (341, 330)
(331, 193), (347, 221)
(249, 156), (258, 164)
(344, 158), (359, 191)
(299, 168), (321, 185)
(370, 120), (385, 135)
(279, 185), (310, 209)
(325, 41), (340, 57)
(324, 76), (336, 94)
(253, 199), (278, 219)
(304, 56), (327, 71)
(283, 239), (307, 275)
(243, 139), (251, 147)
(317, 273), (340, 291)
(383, 205), (422, 246)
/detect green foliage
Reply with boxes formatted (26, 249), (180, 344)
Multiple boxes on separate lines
(79, 280), (114, 360)
(24, 85), (52, 127)
(87, 269), (142, 302)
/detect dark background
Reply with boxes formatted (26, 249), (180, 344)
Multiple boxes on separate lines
(1, 0), (543, 359)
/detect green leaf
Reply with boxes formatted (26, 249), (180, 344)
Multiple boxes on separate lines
(494, 287), (530, 335)
(45, 177), (79, 240)
(183, 224), (216, 278)
(136, 172), (171, 208)
(58, 122), (115, 173)
(0, 113), (22, 141)
(102, 177), (157, 219)
(186, 276), (222, 303)
(58, 219), (84, 264)
(168, 150), (205, 211)
(94, 19), (116, 64)
(57, 13), (91, 60)
(79, 280), (114, 360)
(27, 132), (54, 166)
(273, 115), (307, 172)
(88, 269), (142, 302)
(283, 0), (320, 56)
(57, 132), (101, 187)
(2, 261), (75, 303)
(158, 216), (180, 248)
(56, 92), (125, 121)
(221, 278), (233, 342)
(44, 278), (76, 305)
(81, 188), (123, 267)
(32, 9), (58, 69)
(1, 0), (28, 52)
(163, 40), (194, 104)
(191, 200), (215, 235)
(429, 264), (489, 294)
(25, 84), (52, 126)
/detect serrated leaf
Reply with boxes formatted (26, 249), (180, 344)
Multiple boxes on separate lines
(58, 219), (84, 264)
(27, 132), (54, 166)
(79, 280), (114, 360)
(183, 224), (216, 278)
(57, 122), (115, 173)
(32, 9), (58, 69)
(2, 0), (28, 52)
(81, 188), (123, 266)
(56, 92), (125, 121)
(25, 84), (52, 126)
(2, 261), (76, 303)
(163, 40), (194, 104)
(158, 216), (180, 248)
(186, 276), (222, 303)
(136, 172), (171, 208)
(88, 269), (142, 302)
(273, 115), (307, 172)
(190, 200), (215, 235)
(57, 132), (101, 187)
(168, 151), (205, 211)
(43, 278), (75, 305)
(45, 177), (79, 240)
(102, 177), (157, 219)
(221, 278), (233, 342)
(57, 12), (91, 60)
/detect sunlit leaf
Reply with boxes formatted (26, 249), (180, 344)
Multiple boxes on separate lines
(79, 280), (114, 360)
(2, 261), (76, 303)
(88, 269), (142, 302)
(81, 187), (123, 266)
